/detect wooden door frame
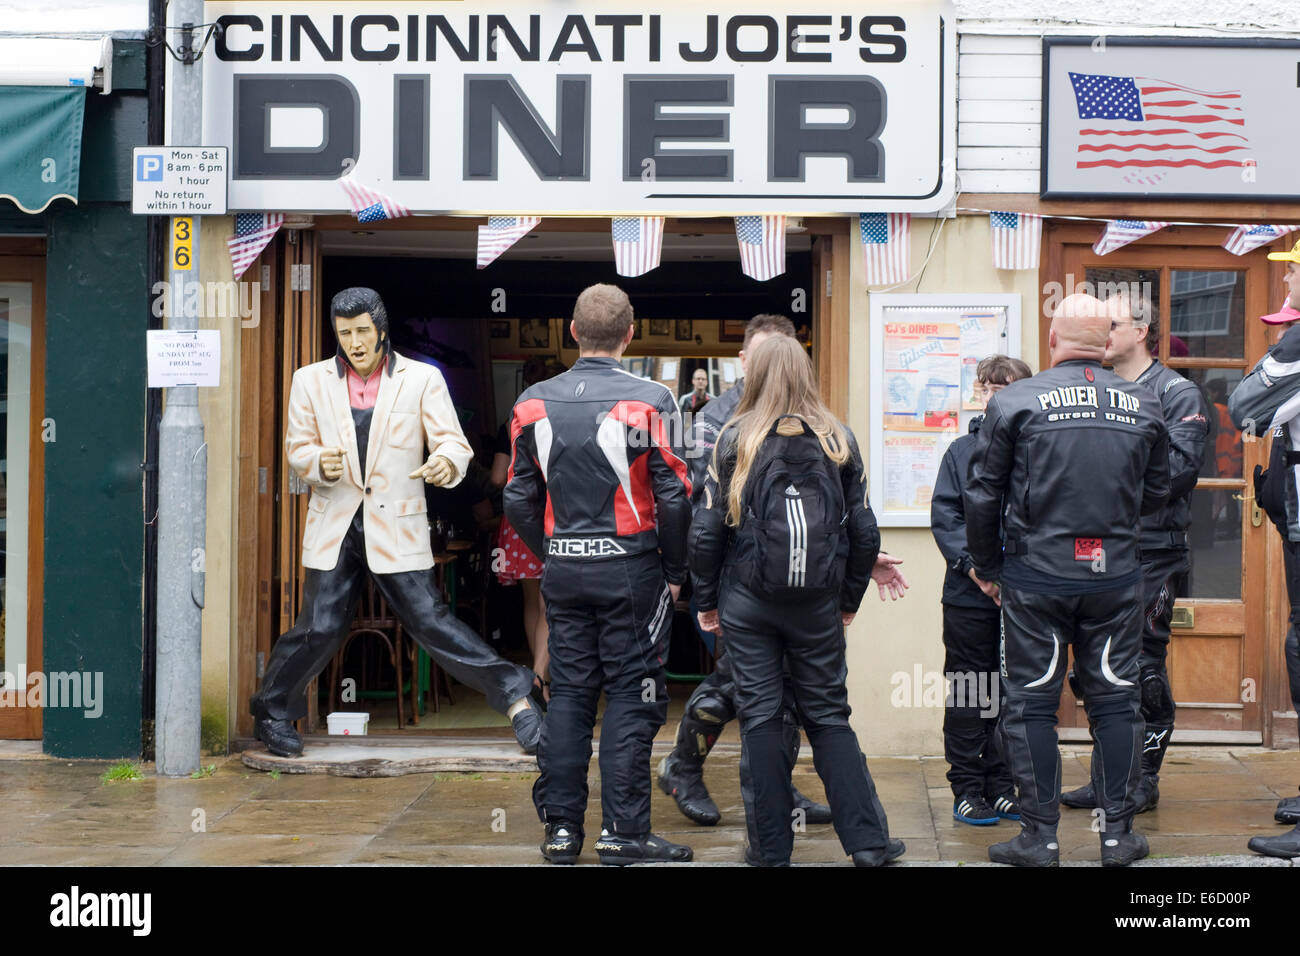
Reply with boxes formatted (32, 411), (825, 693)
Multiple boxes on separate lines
(1043, 221), (1277, 742)
(236, 215), (855, 739)
(0, 254), (46, 739)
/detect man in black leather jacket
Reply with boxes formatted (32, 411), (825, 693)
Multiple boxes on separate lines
(1061, 292), (1208, 816)
(1228, 244), (1300, 858)
(504, 283), (693, 866)
(931, 355), (1032, 826)
(965, 293), (1170, 867)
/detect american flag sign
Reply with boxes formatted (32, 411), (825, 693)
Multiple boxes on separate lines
(1093, 219), (1170, 256)
(1222, 224), (1299, 257)
(734, 215), (786, 281)
(1067, 72), (1249, 174)
(226, 212), (283, 281)
(476, 216), (541, 269)
(612, 217), (664, 277)
(989, 212), (1043, 271)
(340, 177), (411, 222)
(860, 213), (910, 285)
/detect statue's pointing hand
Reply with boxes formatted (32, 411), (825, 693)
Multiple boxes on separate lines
(409, 455), (455, 487)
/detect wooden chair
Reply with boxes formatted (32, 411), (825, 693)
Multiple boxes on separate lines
(327, 579), (420, 727)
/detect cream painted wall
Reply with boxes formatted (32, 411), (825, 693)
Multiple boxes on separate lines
(843, 213), (1042, 755)
(195, 216), (241, 753)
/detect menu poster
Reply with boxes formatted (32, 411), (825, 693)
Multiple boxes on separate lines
(882, 321), (961, 432)
(882, 432), (956, 514)
(959, 311), (1003, 410)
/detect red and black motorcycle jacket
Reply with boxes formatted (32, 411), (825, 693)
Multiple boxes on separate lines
(503, 356), (693, 584)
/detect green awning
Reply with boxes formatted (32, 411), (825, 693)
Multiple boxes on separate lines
(0, 86), (85, 214)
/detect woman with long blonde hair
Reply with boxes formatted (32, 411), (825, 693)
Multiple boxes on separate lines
(689, 334), (908, 866)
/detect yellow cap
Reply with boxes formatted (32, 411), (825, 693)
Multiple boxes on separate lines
(1267, 239), (1300, 263)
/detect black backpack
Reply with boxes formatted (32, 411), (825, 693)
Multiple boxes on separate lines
(731, 416), (849, 597)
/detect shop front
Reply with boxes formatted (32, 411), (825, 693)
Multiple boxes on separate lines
(0, 34), (152, 756)
(192, 3), (1300, 758)
(193, 0), (957, 750)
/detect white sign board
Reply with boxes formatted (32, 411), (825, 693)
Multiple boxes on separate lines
(202, 0), (956, 215)
(132, 146), (229, 215)
(147, 330), (222, 387)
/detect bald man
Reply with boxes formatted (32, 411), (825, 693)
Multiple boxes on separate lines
(964, 294), (1170, 867)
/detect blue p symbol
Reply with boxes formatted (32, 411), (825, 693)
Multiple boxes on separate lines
(137, 155), (163, 181)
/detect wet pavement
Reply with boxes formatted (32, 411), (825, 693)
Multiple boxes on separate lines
(0, 740), (1297, 865)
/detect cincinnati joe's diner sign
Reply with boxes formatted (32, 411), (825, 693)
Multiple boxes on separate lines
(203, 1), (956, 215)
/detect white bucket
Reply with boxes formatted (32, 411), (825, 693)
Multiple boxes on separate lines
(325, 711), (370, 736)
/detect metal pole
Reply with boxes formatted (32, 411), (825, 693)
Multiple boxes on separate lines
(155, 1), (206, 776)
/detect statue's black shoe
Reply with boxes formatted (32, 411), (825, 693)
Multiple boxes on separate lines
(793, 787), (834, 825)
(594, 830), (693, 865)
(540, 822), (583, 864)
(1248, 824), (1300, 859)
(852, 839), (906, 867)
(657, 755), (721, 826)
(254, 718), (302, 758)
(511, 705), (542, 755)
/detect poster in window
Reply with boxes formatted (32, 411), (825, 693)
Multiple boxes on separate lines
(882, 320), (961, 432)
(959, 312), (1002, 409)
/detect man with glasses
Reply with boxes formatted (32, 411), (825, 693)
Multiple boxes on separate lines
(1061, 292), (1209, 816)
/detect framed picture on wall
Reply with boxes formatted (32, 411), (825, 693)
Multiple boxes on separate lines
(562, 319), (577, 350)
(719, 319), (747, 341)
(675, 319), (693, 341)
(631, 321), (642, 340)
(519, 318), (550, 349)
(490, 320), (510, 340)
(649, 319), (671, 336)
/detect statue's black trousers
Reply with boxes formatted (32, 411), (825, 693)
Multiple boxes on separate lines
(250, 513), (534, 722)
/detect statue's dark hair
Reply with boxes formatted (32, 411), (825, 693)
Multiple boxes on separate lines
(330, 287), (390, 364)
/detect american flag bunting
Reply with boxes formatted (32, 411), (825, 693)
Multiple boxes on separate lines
(860, 213), (910, 285)
(340, 177), (411, 222)
(734, 215), (786, 281)
(1093, 219), (1169, 256)
(226, 212), (283, 281)
(989, 211), (1043, 271)
(1222, 224), (1299, 256)
(476, 216), (541, 269)
(611, 216), (664, 277)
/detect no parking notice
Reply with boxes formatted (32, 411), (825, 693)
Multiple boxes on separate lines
(147, 330), (222, 387)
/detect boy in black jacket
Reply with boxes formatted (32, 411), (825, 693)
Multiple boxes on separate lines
(930, 355), (1032, 826)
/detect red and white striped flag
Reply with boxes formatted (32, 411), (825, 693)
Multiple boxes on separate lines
(1093, 219), (1169, 256)
(477, 216), (541, 269)
(226, 212), (283, 280)
(860, 213), (910, 285)
(734, 215), (786, 281)
(1222, 224), (1300, 256)
(612, 216), (664, 277)
(989, 211), (1043, 270)
(340, 177), (411, 222)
